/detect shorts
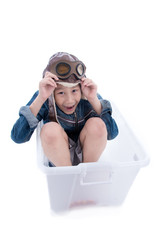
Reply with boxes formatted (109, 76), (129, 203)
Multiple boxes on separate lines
(49, 137), (83, 167)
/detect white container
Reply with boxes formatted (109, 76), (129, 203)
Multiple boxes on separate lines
(36, 103), (149, 212)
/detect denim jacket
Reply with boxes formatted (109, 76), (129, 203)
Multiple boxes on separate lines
(11, 91), (119, 143)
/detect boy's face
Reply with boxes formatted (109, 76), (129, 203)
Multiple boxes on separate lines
(54, 84), (81, 114)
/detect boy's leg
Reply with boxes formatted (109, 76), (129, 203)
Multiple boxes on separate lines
(79, 118), (107, 163)
(40, 122), (72, 167)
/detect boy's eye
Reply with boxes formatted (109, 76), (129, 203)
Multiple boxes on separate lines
(72, 89), (78, 93)
(58, 91), (64, 95)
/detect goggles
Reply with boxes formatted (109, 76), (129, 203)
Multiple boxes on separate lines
(48, 60), (86, 80)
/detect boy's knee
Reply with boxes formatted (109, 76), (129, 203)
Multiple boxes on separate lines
(40, 122), (65, 144)
(85, 118), (107, 138)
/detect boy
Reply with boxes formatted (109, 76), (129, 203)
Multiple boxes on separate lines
(11, 52), (118, 167)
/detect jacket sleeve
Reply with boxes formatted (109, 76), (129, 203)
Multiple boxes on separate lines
(11, 91), (48, 143)
(97, 94), (119, 140)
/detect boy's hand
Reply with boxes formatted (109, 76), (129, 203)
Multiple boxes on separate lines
(39, 71), (59, 102)
(81, 77), (97, 101)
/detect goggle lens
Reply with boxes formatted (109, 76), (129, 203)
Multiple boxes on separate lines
(56, 63), (71, 76)
(76, 64), (84, 76)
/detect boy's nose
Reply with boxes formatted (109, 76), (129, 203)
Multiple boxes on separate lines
(65, 94), (74, 103)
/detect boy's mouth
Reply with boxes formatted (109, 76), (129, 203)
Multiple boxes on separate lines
(64, 104), (75, 112)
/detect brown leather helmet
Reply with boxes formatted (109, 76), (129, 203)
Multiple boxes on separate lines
(43, 52), (86, 85)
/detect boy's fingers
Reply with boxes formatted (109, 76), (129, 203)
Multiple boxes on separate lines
(83, 78), (92, 86)
(81, 77), (86, 81)
(42, 78), (57, 88)
(48, 78), (57, 87)
(45, 71), (59, 80)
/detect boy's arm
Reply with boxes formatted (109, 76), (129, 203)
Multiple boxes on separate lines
(86, 93), (119, 140)
(88, 96), (102, 115)
(29, 71), (59, 117)
(11, 91), (47, 143)
(29, 94), (45, 117)
(81, 78), (102, 115)
(11, 72), (58, 144)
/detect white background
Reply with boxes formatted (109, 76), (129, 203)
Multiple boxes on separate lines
(0, 0), (160, 239)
